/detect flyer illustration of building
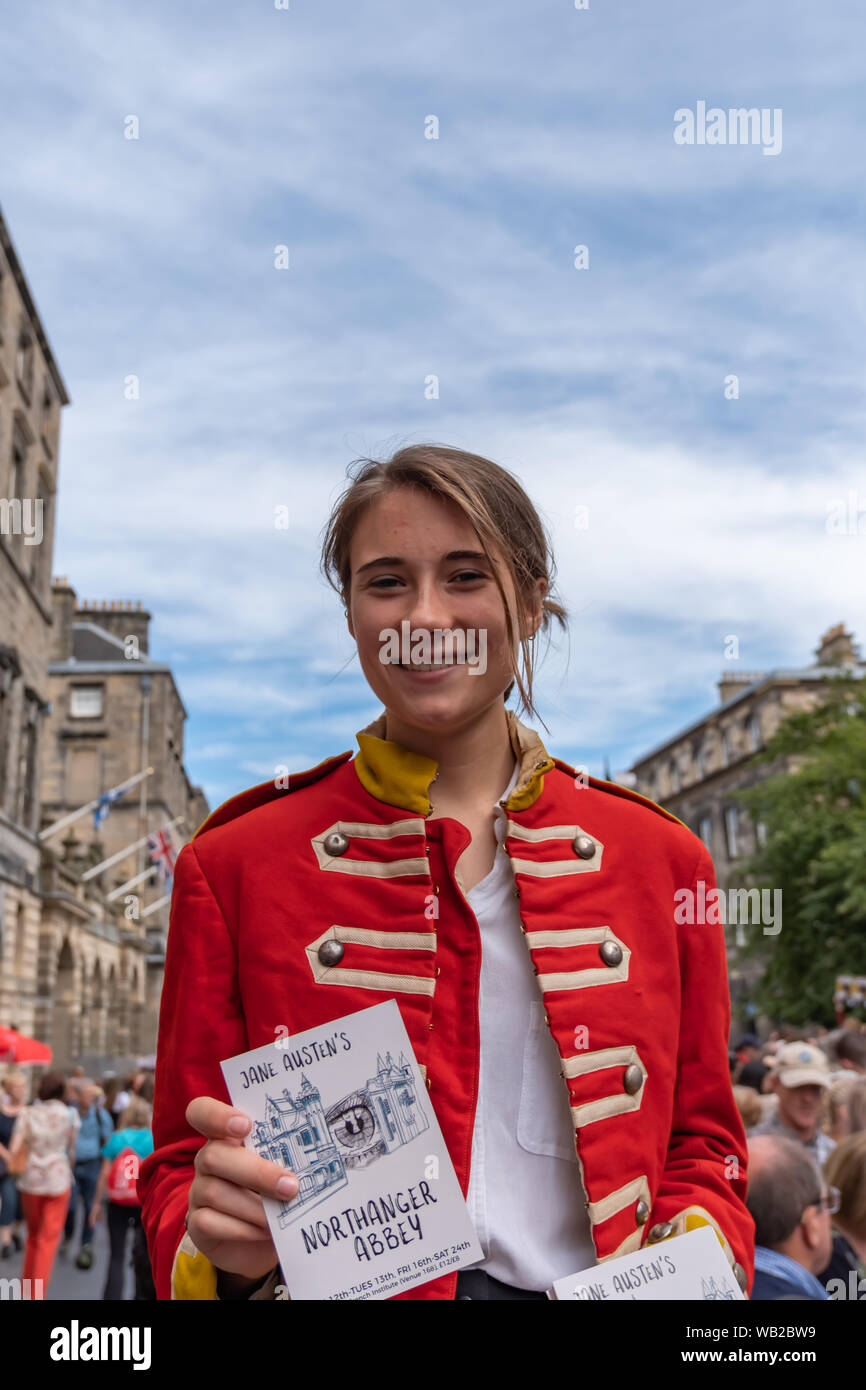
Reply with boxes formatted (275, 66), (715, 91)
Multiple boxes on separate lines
(220, 998), (483, 1300)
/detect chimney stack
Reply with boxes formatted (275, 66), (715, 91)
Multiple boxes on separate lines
(815, 624), (860, 667)
(50, 577), (77, 661)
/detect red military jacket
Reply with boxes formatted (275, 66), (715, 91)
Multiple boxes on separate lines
(138, 708), (755, 1299)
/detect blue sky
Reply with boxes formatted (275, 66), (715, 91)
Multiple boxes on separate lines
(3, 0), (865, 809)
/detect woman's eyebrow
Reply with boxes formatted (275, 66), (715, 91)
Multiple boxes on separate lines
(355, 555), (402, 575)
(355, 550), (490, 576)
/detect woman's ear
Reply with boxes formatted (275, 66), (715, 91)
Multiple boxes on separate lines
(526, 576), (548, 638)
(345, 604), (355, 641)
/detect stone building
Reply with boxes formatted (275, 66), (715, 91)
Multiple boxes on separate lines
(0, 204), (208, 1073)
(40, 582), (209, 1064)
(629, 625), (865, 1005)
(0, 204), (70, 1058)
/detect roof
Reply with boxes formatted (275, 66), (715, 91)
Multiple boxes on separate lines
(629, 662), (866, 770)
(0, 205), (70, 405)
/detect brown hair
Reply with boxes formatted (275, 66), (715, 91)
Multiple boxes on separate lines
(827, 1075), (857, 1128)
(319, 443), (568, 723)
(118, 1096), (152, 1130)
(732, 1084), (762, 1129)
(848, 1077), (866, 1135)
(38, 1070), (67, 1102)
(824, 1131), (866, 1238)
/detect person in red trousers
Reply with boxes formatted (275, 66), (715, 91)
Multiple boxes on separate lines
(9, 1069), (79, 1296)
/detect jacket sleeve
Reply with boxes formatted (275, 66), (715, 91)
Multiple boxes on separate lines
(645, 840), (756, 1295)
(137, 840), (251, 1300)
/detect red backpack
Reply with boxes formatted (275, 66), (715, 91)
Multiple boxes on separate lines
(107, 1147), (141, 1206)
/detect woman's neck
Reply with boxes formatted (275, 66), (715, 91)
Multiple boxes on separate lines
(384, 702), (517, 811)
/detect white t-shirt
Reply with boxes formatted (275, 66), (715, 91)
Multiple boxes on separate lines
(464, 758), (597, 1290)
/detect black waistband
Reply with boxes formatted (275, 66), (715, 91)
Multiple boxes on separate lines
(455, 1268), (549, 1301)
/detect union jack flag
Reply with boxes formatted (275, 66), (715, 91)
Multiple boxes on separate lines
(148, 828), (178, 891)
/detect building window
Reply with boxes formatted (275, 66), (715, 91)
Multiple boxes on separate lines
(699, 815), (713, 847)
(755, 819), (768, 849)
(724, 806), (740, 858)
(11, 428), (27, 502)
(694, 744), (706, 779)
(720, 729), (732, 766)
(747, 714), (762, 750)
(16, 324), (34, 401)
(30, 473), (51, 590)
(669, 758), (680, 793)
(70, 685), (103, 718)
(16, 696), (39, 828)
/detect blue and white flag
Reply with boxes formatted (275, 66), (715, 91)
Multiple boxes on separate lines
(93, 786), (127, 830)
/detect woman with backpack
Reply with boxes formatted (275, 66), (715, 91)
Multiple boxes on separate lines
(90, 1095), (154, 1299)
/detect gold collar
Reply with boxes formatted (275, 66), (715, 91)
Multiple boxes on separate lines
(353, 708), (556, 815)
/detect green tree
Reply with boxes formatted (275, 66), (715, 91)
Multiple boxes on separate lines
(732, 672), (866, 1025)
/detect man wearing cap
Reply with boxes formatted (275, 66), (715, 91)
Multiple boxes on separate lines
(749, 1042), (836, 1170)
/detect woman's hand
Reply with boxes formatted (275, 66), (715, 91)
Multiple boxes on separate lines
(186, 1096), (298, 1284)
(89, 1200), (101, 1228)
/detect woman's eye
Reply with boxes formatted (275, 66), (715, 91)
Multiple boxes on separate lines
(368, 571), (485, 589)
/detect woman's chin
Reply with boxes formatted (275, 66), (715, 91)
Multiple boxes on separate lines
(384, 686), (496, 733)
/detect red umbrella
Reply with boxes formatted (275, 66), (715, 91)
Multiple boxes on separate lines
(0, 1027), (52, 1066)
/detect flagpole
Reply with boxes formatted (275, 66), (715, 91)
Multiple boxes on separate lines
(141, 894), (170, 918)
(105, 866), (159, 902)
(80, 816), (184, 881)
(39, 767), (154, 842)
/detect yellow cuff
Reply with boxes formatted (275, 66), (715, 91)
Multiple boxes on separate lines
(171, 1231), (219, 1300)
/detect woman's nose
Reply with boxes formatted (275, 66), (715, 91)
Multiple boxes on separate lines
(405, 580), (455, 632)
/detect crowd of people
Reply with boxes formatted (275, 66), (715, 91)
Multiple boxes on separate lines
(1, 1020), (865, 1301)
(0, 1066), (155, 1299)
(733, 1021), (866, 1299)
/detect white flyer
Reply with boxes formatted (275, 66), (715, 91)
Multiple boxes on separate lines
(220, 998), (483, 1300)
(547, 1224), (746, 1300)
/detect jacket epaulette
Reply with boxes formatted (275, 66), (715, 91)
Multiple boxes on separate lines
(191, 750), (353, 840)
(550, 757), (690, 832)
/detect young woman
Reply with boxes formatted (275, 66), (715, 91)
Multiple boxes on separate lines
(90, 1096), (155, 1299)
(138, 443), (755, 1301)
(9, 1069), (79, 1294)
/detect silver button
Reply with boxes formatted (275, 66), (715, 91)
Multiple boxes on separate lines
(623, 1064), (643, 1095)
(648, 1221), (674, 1243)
(635, 1200), (649, 1225)
(323, 831), (349, 856)
(599, 940), (622, 967)
(317, 939), (344, 966)
(733, 1261), (747, 1292)
(573, 834), (595, 859)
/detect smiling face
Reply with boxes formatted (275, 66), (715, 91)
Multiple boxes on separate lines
(345, 486), (545, 736)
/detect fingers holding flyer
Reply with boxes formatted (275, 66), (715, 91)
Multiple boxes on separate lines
(185, 1095), (299, 1282)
